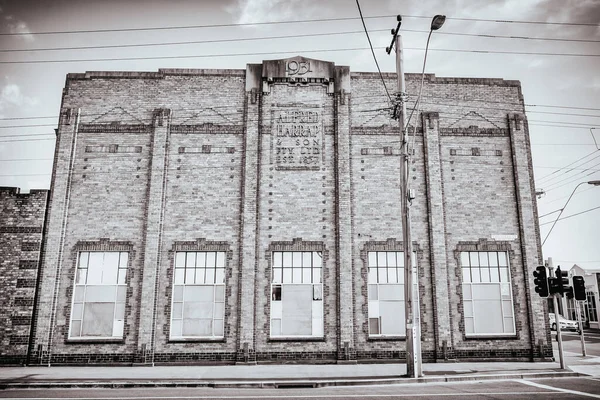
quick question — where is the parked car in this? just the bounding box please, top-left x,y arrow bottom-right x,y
549,313 -> 580,332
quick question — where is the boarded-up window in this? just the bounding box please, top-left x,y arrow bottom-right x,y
69,252 -> 128,339
170,252 -> 226,339
461,251 -> 515,336
368,251 -> 405,336
271,251 -> 323,337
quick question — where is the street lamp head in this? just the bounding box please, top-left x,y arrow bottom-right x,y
588,180 -> 600,186
431,15 -> 446,31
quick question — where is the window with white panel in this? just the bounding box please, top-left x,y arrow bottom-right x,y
170,251 -> 225,339
367,251 -> 405,336
461,251 -> 515,336
69,251 -> 128,339
270,251 -> 323,338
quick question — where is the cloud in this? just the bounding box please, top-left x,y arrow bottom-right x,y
0,83 -> 39,112
228,0 -> 321,24
1,9 -> 34,42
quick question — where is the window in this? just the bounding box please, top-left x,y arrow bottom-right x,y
69,251 -> 128,339
170,252 -> 225,339
461,251 -> 515,336
270,251 -> 323,337
367,251 -> 405,336
587,291 -> 598,322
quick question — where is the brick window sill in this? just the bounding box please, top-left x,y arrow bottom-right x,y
66,338 -> 125,344
168,338 -> 226,343
268,336 -> 325,342
368,336 -> 405,341
464,335 -> 518,340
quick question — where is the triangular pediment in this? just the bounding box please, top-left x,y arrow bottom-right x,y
262,56 -> 335,80
447,110 -> 501,129
175,108 -> 237,125
88,107 -> 145,125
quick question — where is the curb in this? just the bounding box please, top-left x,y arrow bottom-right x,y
0,371 -> 583,390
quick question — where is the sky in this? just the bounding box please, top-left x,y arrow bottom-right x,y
0,0 -> 598,271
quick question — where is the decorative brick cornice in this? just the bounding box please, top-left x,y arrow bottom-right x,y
0,226 -> 42,233
73,238 -> 134,252
172,238 -> 231,252
440,127 -> 508,136
455,239 -> 513,252
171,123 -> 243,135
79,124 -> 152,133
267,237 -> 326,252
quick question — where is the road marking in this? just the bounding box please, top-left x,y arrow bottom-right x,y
0,392 -> 555,400
517,379 -> 600,398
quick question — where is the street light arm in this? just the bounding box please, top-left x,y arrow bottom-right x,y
542,181 -> 586,246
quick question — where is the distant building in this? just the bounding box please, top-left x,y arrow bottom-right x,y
560,265 -> 600,329
2,56 -> 550,365
0,187 -> 48,364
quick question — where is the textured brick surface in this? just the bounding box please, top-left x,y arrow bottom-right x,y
0,187 -> 47,364
24,58 -> 549,365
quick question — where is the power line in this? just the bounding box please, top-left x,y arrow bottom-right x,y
1,46 -> 598,65
540,158 -> 600,188
544,170 -> 600,193
539,185 -> 596,205
0,15 -> 397,36
536,151 -> 600,183
355,0 -> 392,105
4,27 -> 597,54
539,206 -> 600,226
1,14 -> 596,37
1,29 -> 386,53
1,94 -> 599,123
527,104 -> 600,112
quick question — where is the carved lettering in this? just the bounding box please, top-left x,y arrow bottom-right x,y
286,61 -> 311,76
273,108 -> 323,170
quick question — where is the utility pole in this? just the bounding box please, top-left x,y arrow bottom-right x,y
387,15 -> 421,378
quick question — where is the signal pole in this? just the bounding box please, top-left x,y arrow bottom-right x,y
548,258 -> 566,369
386,16 -> 421,378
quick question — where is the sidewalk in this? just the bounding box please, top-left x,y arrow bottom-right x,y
1,352 -> 597,389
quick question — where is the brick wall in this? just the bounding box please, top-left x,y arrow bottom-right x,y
30,58 -> 549,365
0,187 -> 48,364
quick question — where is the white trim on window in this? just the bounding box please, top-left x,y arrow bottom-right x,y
170,251 -> 226,339
461,251 -> 515,336
270,251 -> 323,338
367,251 -> 406,337
69,251 -> 128,340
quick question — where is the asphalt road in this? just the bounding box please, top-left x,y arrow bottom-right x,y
1,377 -> 600,399
555,330 -> 600,357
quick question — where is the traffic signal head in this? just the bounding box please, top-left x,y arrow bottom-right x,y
557,266 -> 570,295
533,266 -> 549,297
565,286 -> 574,299
573,276 -> 586,301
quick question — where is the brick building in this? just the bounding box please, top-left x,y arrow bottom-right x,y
23,56 -> 550,365
0,187 -> 48,364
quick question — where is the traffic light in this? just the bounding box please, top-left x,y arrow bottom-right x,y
565,286 -> 574,299
532,266 -> 549,297
573,276 -> 586,301
556,266 -> 570,296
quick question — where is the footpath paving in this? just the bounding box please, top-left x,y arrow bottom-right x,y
2,330 -> 600,389
1,352 -> 597,389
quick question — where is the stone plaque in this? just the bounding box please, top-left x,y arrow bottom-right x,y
272,106 -> 323,170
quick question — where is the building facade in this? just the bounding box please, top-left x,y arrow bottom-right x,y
0,187 -> 48,364
23,56 -> 550,365
561,265 -> 600,329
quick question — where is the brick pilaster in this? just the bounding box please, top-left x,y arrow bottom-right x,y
236,65 -> 262,363
422,112 -> 453,359
136,108 -> 171,362
508,113 -> 550,359
333,66 -> 355,361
